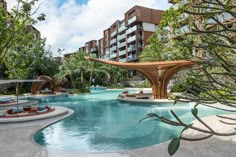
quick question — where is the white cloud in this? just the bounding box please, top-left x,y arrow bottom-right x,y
7,0 -> 171,56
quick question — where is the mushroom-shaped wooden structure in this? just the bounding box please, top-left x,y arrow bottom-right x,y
54,78 -> 69,92
85,57 -> 195,99
31,75 -> 55,94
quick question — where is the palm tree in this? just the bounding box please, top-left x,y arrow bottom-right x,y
73,52 -> 87,84
84,60 -> 110,89
107,65 -> 126,86
54,57 -> 79,88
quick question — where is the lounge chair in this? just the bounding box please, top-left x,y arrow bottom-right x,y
0,97 -> 15,104
136,96 -> 149,99
126,94 -> 136,97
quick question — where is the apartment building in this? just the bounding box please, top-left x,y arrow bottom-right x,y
103,28 -> 111,60
79,46 -> 85,52
109,21 -> 119,61
103,6 -> 163,62
74,5 -> 163,62
84,40 -> 98,55
123,6 -> 162,62
98,38 -> 104,57
26,25 -> 41,41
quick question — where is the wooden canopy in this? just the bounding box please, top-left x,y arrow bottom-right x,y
85,57 -> 195,99
31,75 -> 55,94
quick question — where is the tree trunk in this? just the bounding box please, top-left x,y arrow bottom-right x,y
81,71 -> 83,83
88,71 -> 93,89
70,73 -> 76,88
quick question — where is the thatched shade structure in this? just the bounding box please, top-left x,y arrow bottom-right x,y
85,57 -> 195,99
54,78 -> 69,92
31,75 -> 55,94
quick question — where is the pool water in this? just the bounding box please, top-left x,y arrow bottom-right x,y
33,90 -> 228,152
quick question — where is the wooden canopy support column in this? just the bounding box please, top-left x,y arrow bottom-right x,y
85,57 -> 195,99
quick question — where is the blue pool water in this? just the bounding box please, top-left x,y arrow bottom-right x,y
33,90 -> 228,152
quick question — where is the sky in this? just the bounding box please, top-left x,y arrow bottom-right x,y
7,0 -> 171,56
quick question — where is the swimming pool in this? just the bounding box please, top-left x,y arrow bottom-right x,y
33,90 -> 228,152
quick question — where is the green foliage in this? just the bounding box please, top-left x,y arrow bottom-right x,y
159,7 -> 180,29
199,88 -> 236,101
31,49 -> 61,77
55,52 -> 114,92
135,80 -> 151,88
139,28 -> 172,62
106,65 -> 126,87
55,56 -> 79,88
0,0 -> 46,79
68,89 -> 82,95
168,137 -> 180,156
107,84 -> 124,89
170,82 -> 187,92
191,108 -> 198,116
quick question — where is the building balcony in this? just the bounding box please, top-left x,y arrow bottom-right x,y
126,25 -> 142,35
110,38 -> 117,45
128,16 -> 136,25
110,46 -> 117,52
111,31 -> 117,37
105,49 -> 110,54
110,53 -> 117,58
90,47 -> 98,53
117,34 -> 126,41
173,25 -> 190,38
127,36 -> 136,43
138,44 -> 143,48
119,58 -> 127,62
119,50 -> 126,56
127,55 -> 137,61
118,26 -> 126,32
138,34 -> 142,40
126,25 -> 137,34
118,42 -> 126,49
104,54 -> 110,60
99,56 -> 104,59
127,45 -> 136,52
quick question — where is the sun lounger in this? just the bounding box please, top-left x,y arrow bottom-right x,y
126,94 -> 136,97
6,105 -> 52,114
0,97 -> 15,104
136,96 -> 149,99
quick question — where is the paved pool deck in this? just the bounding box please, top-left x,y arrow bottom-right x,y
0,104 -> 236,157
